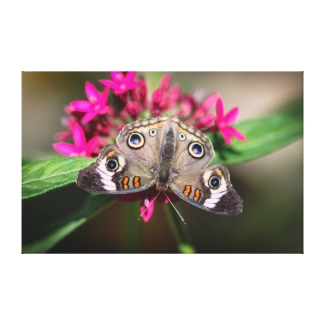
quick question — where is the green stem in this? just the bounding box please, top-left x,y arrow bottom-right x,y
164,203 -> 195,254
123,201 -> 142,253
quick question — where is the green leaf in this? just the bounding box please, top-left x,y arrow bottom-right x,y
22,157 -> 95,199
22,194 -> 115,253
208,97 -> 303,165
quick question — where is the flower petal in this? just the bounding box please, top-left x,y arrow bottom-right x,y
124,71 -> 137,83
86,136 -> 99,155
139,80 -> 147,101
201,93 -> 218,112
65,104 -> 77,114
98,105 -> 109,115
169,84 -> 181,103
226,127 -> 247,141
216,97 -> 225,120
195,113 -> 216,129
99,87 -> 109,105
53,143 -> 80,156
140,197 -> 155,222
55,130 -> 71,141
72,123 -> 87,148
160,74 -> 171,90
110,71 -> 124,83
219,128 -> 232,146
71,100 -> 92,112
81,110 -> 98,123
224,107 -> 240,124
99,79 -> 117,89
127,80 -> 142,90
152,88 -> 163,105
85,81 -> 100,102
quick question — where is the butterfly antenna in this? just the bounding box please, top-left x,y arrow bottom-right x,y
163,192 -> 186,225
139,191 -> 161,221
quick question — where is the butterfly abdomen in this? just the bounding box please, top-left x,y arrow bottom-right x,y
156,127 -> 175,191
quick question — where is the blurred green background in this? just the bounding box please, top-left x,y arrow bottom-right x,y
22,72 -> 303,253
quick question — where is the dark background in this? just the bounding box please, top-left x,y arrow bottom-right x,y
22,72 -> 303,253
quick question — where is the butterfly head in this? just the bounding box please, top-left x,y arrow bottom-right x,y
156,182 -> 169,192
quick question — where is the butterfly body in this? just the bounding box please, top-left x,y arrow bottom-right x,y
77,116 -> 243,216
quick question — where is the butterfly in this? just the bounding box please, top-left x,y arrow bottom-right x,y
76,116 -> 243,216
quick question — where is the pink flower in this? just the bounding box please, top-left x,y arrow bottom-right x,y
160,73 -> 172,90
194,96 -> 246,145
151,74 -> 181,115
53,122 -> 99,157
214,97 -> 247,145
195,113 -> 215,130
117,186 -> 179,222
131,77 -> 148,108
99,72 -> 142,95
70,82 -> 110,123
140,196 -> 155,222
54,116 -> 76,141
186,93 -> 218,124
124,101 -> 141,120
177,94 -> 197,117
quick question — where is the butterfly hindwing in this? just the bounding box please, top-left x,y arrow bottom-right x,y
170,164 -> 243,215
76,145 -> 155,194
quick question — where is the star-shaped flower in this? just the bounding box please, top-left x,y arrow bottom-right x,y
151,74 -> 180,115
99,72 -> 142,95
53,122 -> 99,157
70,82 -> 110,123
195,96 -> 247,145
214,97 -> 247,145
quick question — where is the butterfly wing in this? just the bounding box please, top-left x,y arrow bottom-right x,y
170,117 -> 215,173
116,116 -> 170,170
170,164 -> 243,215
116,116 -> 215,174
77,145 -> 155,194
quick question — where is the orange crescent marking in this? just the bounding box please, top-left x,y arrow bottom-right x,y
123,177 -> 129,189
215,168 -> 222,176
183,185 -> 191,197
108,151 -> 115,157
133,176 -> 141,188
131,121 -> 166,133
194,189 -> 201,202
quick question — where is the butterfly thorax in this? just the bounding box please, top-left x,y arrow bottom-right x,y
155,127 -> 175,192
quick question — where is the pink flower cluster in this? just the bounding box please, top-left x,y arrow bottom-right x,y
53,72 -> 246,221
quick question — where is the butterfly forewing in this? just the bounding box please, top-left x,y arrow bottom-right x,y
116,116 -> 170,169
170,117 -> 215,173
77,145 -> 155,194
